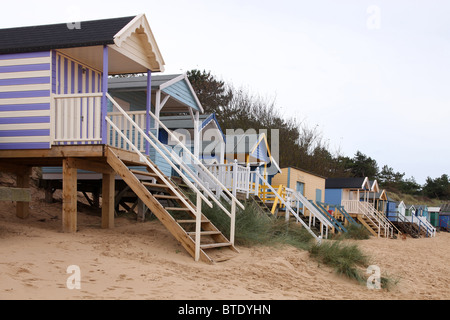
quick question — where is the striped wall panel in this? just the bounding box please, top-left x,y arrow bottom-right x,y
54,52 -> 102,95
52,51 -> 103,146
0,51 -> 51,150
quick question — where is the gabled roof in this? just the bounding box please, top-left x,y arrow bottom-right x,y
225,133 -> 270,158
281,167 -> 327,180
0,16 -> 135,53
109,73 -> 202,112
325,177 -> 370,189
0,14 -> 165,73
370,180 -> 380,192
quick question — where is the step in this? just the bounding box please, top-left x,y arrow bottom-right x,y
187,231 -> 222,236
142,182 -> 170,189
130,169 -> 158,177
165,207 -> 191,211
200,242 -> 232,249
153,194 -> 187,200
177,219 -> 210,224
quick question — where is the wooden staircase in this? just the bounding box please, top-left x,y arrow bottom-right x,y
106,147 -> 238,263
357,214 -> 388,237
249,194 -> 272,216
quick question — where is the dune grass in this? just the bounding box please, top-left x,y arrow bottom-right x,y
334,223 -> 371,240
187,194 -> 397,289
309,241 -> 369,282
200,199 -> 314,250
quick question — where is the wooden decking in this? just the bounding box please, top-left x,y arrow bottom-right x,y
0,145 -> 237,263
0,145 -> 135,229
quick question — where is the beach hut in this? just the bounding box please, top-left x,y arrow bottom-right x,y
398,201 -> 406,216
0,15 -> 242,263
41,73 -> 207,180
428,206 -> 440,227
271,167 -> 326,203
439,204 -> 450,231
415,205 -> 428,219
325,177 -> 371,211
405,204 -> 416,216
325,177 -> 395,237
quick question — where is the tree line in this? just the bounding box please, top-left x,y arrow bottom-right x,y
187,69 -> 449,200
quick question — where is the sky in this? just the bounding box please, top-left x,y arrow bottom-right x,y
1,0 -> 449,184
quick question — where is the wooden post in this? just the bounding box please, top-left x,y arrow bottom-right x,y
16,168 -> 31,219
101,173 -> 115,229
195,193 -> 202,262
145,69 -> 152,155
137,198 -> 146,222
62,158 -> 77,233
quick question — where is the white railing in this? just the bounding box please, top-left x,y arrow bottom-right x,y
107,111 -> 147,152
286,187 -> 334,239
53,93 -> 102,143
417,216 -> 436,237
203,162 -> 251,197
360,201 -> 394,238
342,200 -> 360,214
403,214 -> 436,237
106,93 -> 244,260
251,171 -> 320,241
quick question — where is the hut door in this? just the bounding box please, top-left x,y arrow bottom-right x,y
296,182 -> 305,211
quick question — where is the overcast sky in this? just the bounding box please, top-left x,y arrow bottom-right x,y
1,0 -> 449,184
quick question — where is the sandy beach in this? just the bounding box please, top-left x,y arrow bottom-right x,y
0,175 -> 449,300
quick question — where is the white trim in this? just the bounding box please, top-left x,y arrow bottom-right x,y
159,74 -> 185,90
371,179 -> 380,192
112,14 -> 165,72
361,177 -> 371,190
184,73 -> 204,113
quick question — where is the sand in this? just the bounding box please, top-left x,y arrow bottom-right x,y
0,173 -> 449,300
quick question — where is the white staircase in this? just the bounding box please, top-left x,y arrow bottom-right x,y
105,93 -> 245,262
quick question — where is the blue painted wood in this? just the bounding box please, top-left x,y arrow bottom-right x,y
0,77 -> 50,86
0,64 -> 50,73
0,116 -> 50,124
0,103 -> 50,111
0,90 -> 50,98
162,80 -> 200,111
0,142 -> 50,149
0,129 -> 50,137
325,188 -> 342,206
0,51 -> 50,60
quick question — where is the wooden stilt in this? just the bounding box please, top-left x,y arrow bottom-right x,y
101,173 -> 115,229
62,158 -> 77,233
16,168 -> 31,219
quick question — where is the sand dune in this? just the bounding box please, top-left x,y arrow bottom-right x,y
0,177 -> 449,300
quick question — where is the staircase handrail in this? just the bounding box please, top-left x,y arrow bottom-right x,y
333,204 -> 359,226
357,201 -> 384,236
106,94 -> 238,258
133,93 -> 245,212
285,188 -> 335,231
253,172 -> 319,240
310,201 -> 346,232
